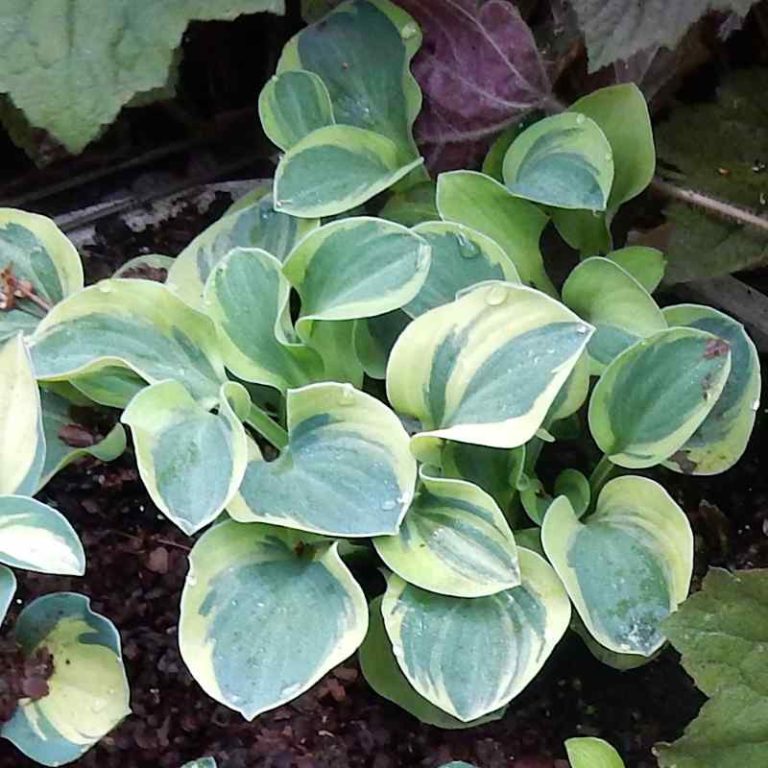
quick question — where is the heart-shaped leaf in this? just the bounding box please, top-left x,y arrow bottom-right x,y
381,548 -> 570,721
566,737 -> 625,768
588,327 -> 732,468
1,593 -> 130,766
229,382 -> 417,537
542,476 -> 693,656
387,282 -> 593,449
179,520 -> 368,719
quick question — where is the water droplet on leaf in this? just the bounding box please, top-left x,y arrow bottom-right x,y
485,285 -> 509,306
401,22 -> 418,39
575,114 -> 586,125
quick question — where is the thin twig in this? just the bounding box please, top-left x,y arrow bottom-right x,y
651,177 -> 768,235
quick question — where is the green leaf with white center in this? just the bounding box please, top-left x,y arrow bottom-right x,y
0,564 -> 16,625
0,495 -> 85,576
436,171 -> 553,294
588,327 -> 732,469
203,247 -> 323,392
381,548 -> 571,721
37,389 -> 126,489
277,0 -> 422,161
387,282 -> 593,450
404,222 -> 519,318
359,597 -> 505,729
502,113 -> 614,211
1,593 -> 130,766
30,279 -> 226,408
273,124 -> 424,219
228,382 -> 416,537
566,737 -> 625,768
606,246 -> 665,294
562,257 -> 666,370
166,194 -> 319,306
259,70 -> 334,151
662,305 -> 761,475
374,473 -> 520,598
0,334 -> 42,495
0,209 -> 83,342
122,381 -> 249,535
179,520 -> 368,719
353,310 -> 410,380
542,476 -> 693,656
379,181 -> 439,227
283,217 -> 431,336
113,253 -> 175,279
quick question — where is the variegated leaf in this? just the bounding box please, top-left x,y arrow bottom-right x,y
387,282 -> 593,449
68,366 -> 147,409
588,327 -> 732,468
122,381 -> 249,535
1,593 -> 130,766
179,520 -> 367,719
229,382 -> 416,537
0,564 -> 16,625
381,548 -> 570,721
542,476 -> 693,656
113,253 -> 175,279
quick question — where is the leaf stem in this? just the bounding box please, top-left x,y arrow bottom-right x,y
245,404 -> 289,451
588,455 -> 617,498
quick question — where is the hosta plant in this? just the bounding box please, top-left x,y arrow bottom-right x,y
0,0 -> 761,758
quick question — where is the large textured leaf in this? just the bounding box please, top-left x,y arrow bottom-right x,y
0,0 -> 285,152
436,171 -> 552,293
502,113 -> 614,211
203,248 -> 323,392
405,221 -> 519,317
542,476 -> 693,656
274,125 -> 423,218
0,209 -> 83,342
657,568 -> 768,768
395,0 -> 551,171
571,0 -> 758,71
562,257 -> 666,369
588,328 -> 732,468
1,593 -> 130,766
663,305 -> 760,475
30,279 -> 226,408
566,737 -> 625,768
167,193 -> 319,306
359,596 -> 505,729
179,520 -> 367,719
374,473 -> 520,598
0,496 -> 85,576
387,282 -> 593,450
277,0 -> 422,160
122,381 -> 249,535
382,548 -> 570,721
229,382 -> 416,537
0,564 -> 14,625
283,217 -> 431,335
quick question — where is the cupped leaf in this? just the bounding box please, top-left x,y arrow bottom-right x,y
179,520 -> 368,719
606,246 -> 665,294
203,247 -> 323,392
502,113 -> 614,211
566,737 -> 625,768
588,327 -> 732,468
274,125 -> 424,219
0,209 -> 83,342
30,279 -> 226,407
277,0 -> 422,160
379,181 -> 439,227
382,548 -> 570,721
68,366 -> 147,410
542,476 -> 693,656
374,472 -> 520,598
305,319 -> 364,386
0,496 -> 85,575
1,593 -> 130,766
283,217 -> 431,334
353,310 -> 410,380
167,194 -> 319,307
259,70 -> 334,151
387,282 -> 593,449
359,596 -> 505,729
554,469 -> 590,518
122,381 -> 249,535
562,257 -> 666,369
662,305 -> 761,475
548,353 -> 590,422
0,334 -> 42,495
436,171 -> 552,293
0,564 -> 16,625
405,221 -> 519,317
229,382 -> 416,537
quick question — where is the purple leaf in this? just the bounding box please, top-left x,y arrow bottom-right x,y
397,0 -> 551,171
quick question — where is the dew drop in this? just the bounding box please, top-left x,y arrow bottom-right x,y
751,397 -> 760,411
485,284 -> 509,306
401,21 -> 418,39
458,235 -> 480,259
604,151 -> 613,162
575,114 -> 586,125
97,281 -> 113,294
381,499 -> 397,511
415,246 -> 430,271
338,383 -> 356,405
576,324 -> 589,334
